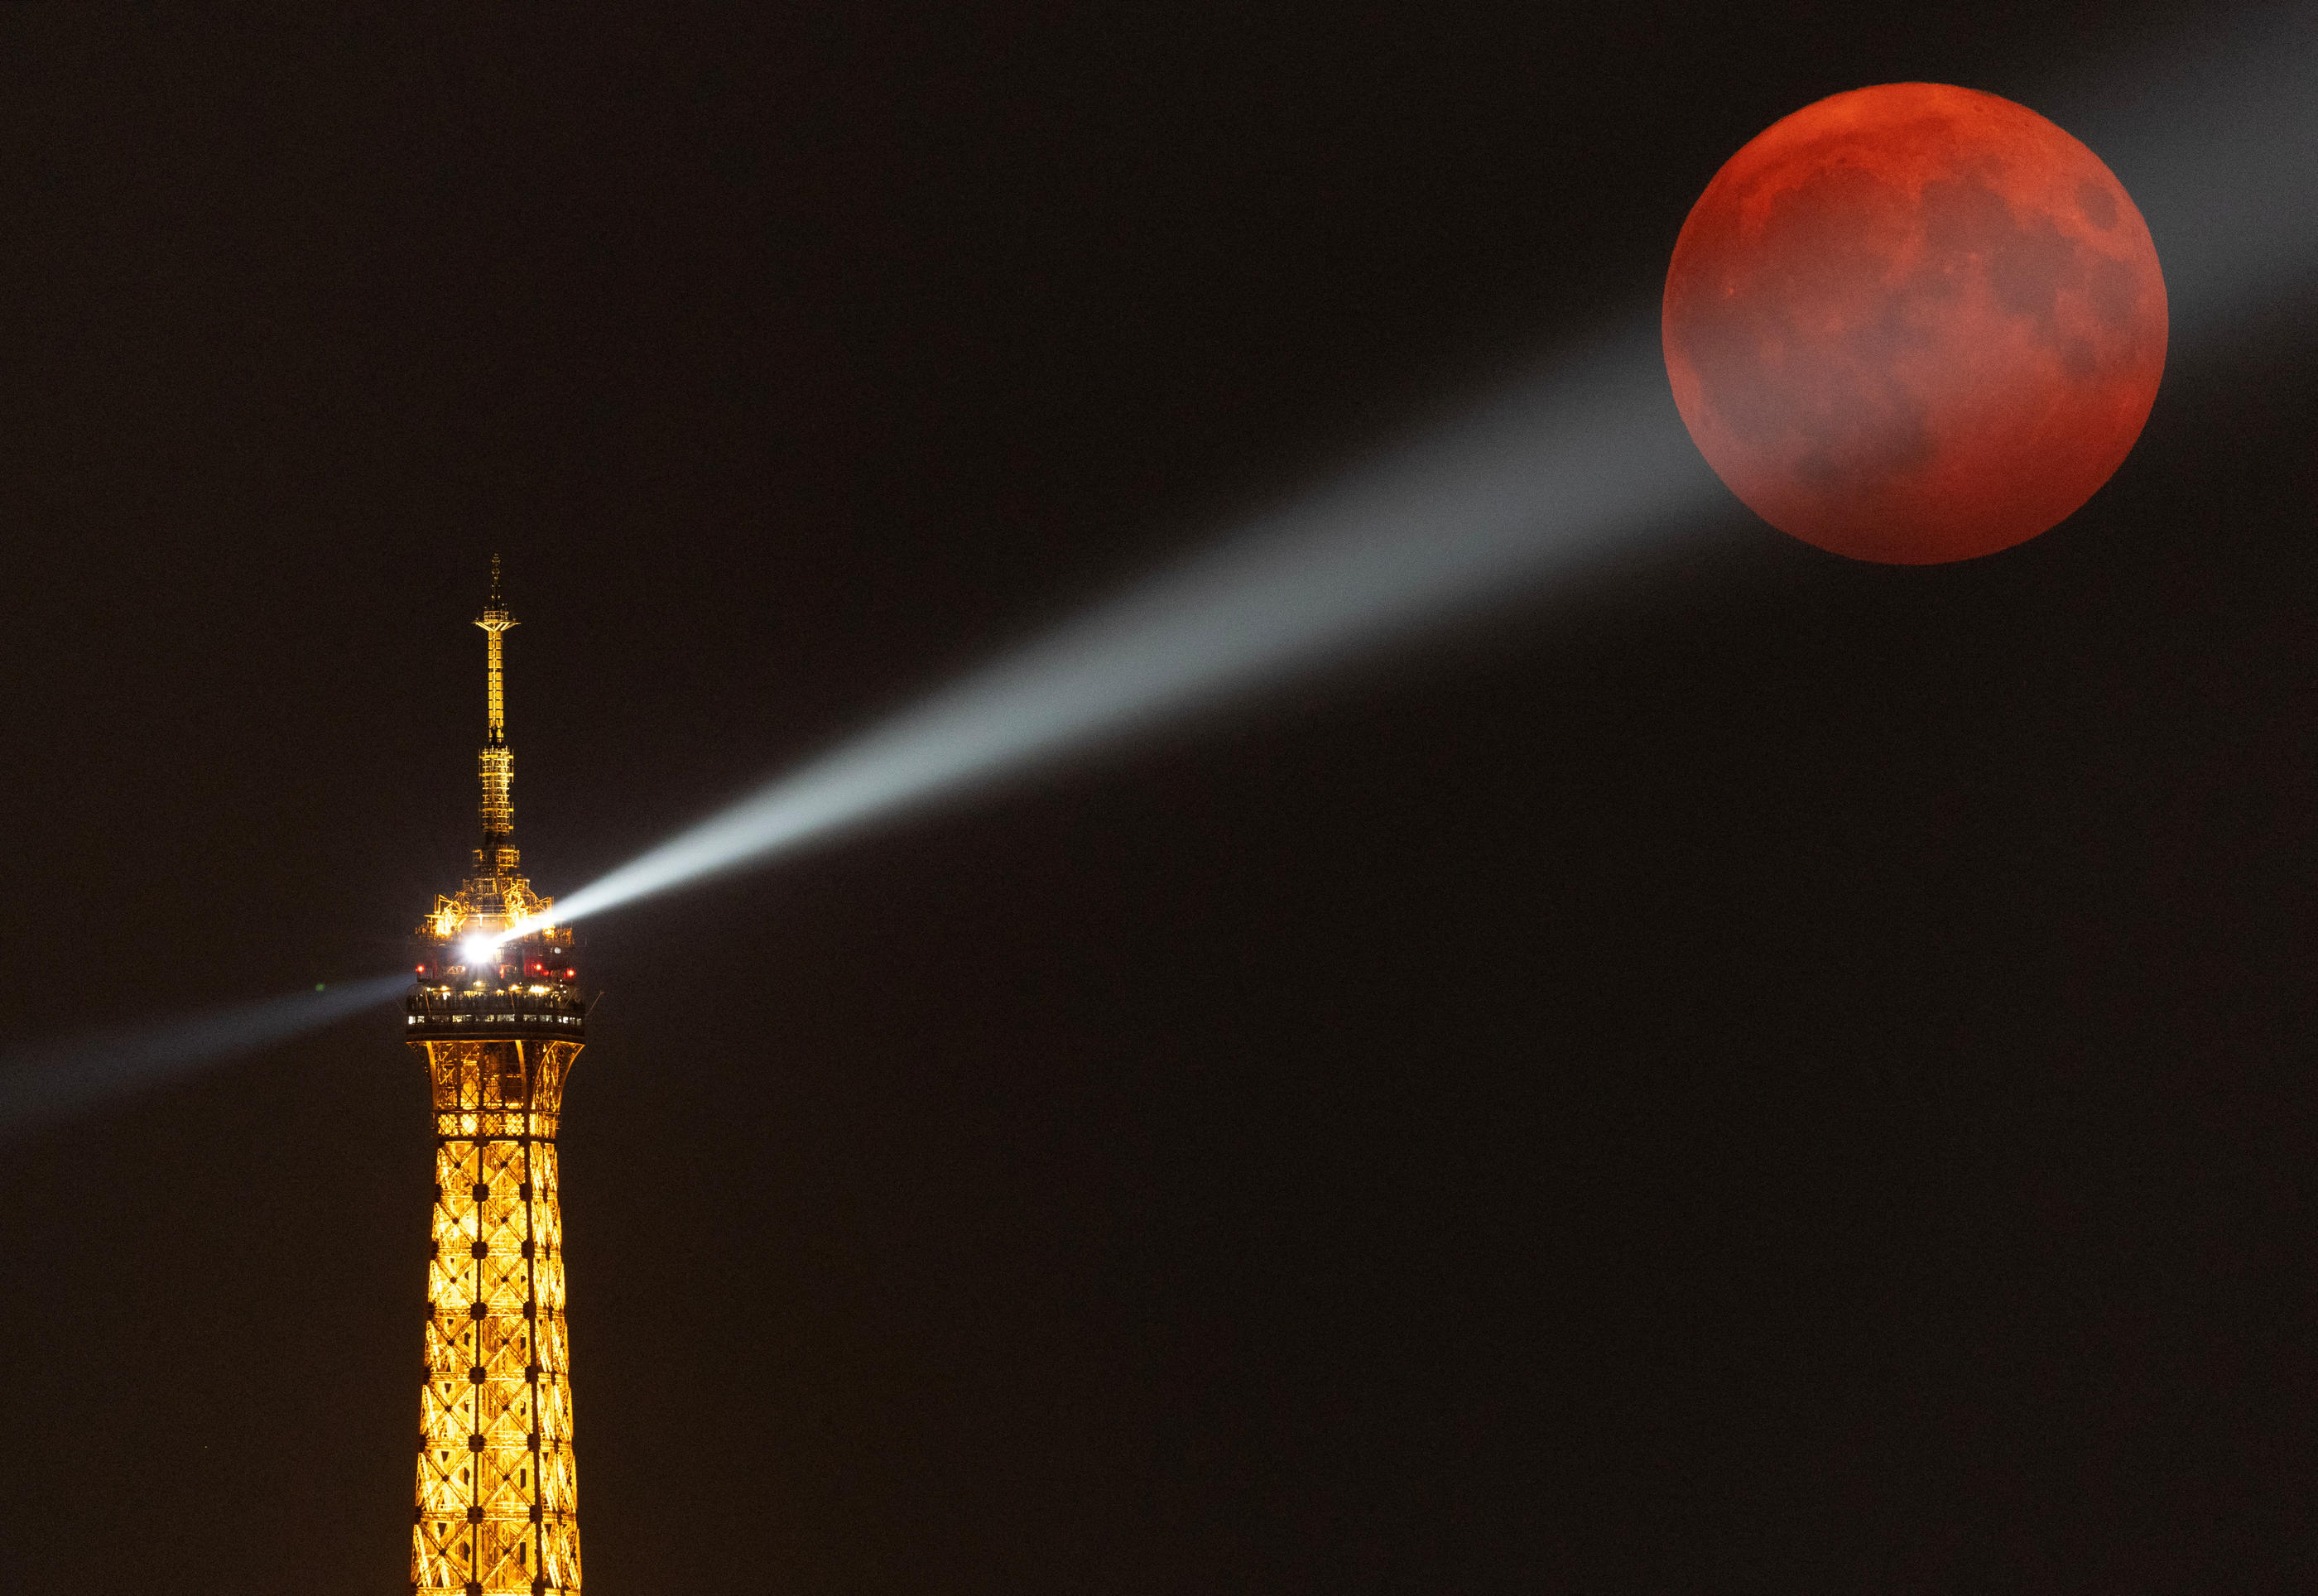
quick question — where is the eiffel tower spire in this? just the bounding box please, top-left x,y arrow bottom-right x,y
475,555 -> 520,875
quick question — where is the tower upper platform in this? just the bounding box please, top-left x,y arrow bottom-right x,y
407,557 -> 594,1043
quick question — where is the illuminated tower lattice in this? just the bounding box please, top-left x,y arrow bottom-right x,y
406,557 -> 594,1595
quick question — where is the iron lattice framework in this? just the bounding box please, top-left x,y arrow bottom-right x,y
407,559 -> 594,1595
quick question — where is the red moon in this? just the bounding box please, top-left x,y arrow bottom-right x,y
1662,83 -> 2167,564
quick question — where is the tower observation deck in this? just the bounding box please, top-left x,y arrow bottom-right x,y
406,557 -> 594,1595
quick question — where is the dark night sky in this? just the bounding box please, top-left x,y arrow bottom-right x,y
2,2 -> 2316,1590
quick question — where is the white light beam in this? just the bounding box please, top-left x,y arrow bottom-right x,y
0,973 -> 410,1139
528,321 -> 1711,935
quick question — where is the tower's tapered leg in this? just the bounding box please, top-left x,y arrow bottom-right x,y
411,1039 -> 584,1596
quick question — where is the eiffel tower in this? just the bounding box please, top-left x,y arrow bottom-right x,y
404,557 -> 593,1594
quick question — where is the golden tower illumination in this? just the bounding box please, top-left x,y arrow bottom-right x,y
406,557 -> 594,1595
